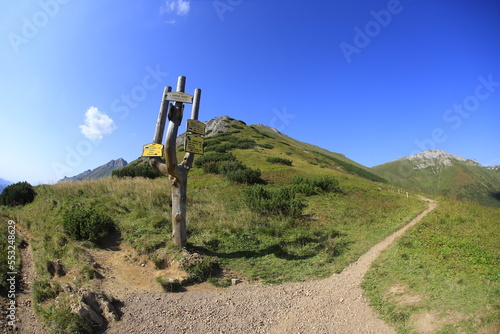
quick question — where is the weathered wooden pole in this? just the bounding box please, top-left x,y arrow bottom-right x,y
149,76 -> 201,247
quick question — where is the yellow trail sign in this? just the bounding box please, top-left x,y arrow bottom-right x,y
142,143 -> 164,157
187,119 -> 205,135
185,134 -> 204,155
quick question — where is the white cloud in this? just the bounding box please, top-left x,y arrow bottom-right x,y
160,0 -> 191,17
79,106 -> 116,140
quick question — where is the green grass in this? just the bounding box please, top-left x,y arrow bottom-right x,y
363,199 -> 500,333
1,116 -> 446,330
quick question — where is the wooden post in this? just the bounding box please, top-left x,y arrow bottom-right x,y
149,76 -> 201,247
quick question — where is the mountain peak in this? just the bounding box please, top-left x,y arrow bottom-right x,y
58,158 -> 128,183
400,150 -> 481,169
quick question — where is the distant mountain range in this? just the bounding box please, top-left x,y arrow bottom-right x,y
0,178 -> 13,193
58,158 -> 128,183
371,150 -> 500,208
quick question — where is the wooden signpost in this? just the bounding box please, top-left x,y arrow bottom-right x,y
146,76 -> 204,247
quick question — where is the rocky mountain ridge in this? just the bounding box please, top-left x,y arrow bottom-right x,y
371,150 -> 500,208
395,149 -> 481,169
58,158 -> 128,183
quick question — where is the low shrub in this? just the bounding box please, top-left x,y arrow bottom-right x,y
227,168 -> 262,184
112,163 -> 162,179
0,181 -> 36,206
244,185 -> 306,217
202,161 -> 220,174
257,143 -> 274,149
62,206 -> 114,244
194,152 -> 236,168
217,160 -> 246,174
266,156 -> 293,166
292,175 -> 340,195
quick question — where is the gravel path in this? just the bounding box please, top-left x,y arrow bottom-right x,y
106,197 -> 437,334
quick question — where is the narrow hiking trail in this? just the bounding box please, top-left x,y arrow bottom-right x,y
106,197 -> 437,334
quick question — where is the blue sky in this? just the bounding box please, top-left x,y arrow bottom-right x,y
1,0 -> 499,184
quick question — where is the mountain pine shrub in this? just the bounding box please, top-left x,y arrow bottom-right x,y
244,185 -> 305,217
0,181 -> 36,206
291,175 -> 340,195
266,156 -> 293,166
62,205 -> 114,244
226,167 -> 262,184
112,163 -> 162,179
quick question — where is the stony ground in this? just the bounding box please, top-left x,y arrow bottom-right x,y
8,197 -> 439,333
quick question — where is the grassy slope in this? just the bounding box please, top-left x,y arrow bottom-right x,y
372,159 -> 500,208
3,118 -> 423,285
363,199 -> 500,333
5,116 -> 498,332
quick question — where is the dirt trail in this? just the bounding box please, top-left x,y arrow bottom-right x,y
12,229 -> 46,334
10,197 -> 436,333
105,197 -> 437,334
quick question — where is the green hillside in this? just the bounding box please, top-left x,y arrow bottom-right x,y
2,117 -> 497,333
3,117 -> 423,286
372,150 -> 500,208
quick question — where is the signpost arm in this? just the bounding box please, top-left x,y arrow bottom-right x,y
181,88 -> 202,169
164,76 -> 186,177
153,86 -> 172,144
149,86 -> 172,176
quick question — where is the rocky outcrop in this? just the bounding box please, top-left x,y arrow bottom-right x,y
73,289 -> 120,328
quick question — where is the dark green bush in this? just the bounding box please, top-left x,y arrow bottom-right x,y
292,175 -> 340,195
0,181 -> 36,206
266,156 -> 293,166
257,143 -> 274,149
227,168 -> 262,184
244,185 -> 306,217
201,161 -> 221,174
217,160 -> 246,174
112,163 -> 162,179
62,206 -> 114,244
194,152 -> 236,168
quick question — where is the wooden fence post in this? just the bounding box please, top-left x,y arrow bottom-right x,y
149,76 -> 202,247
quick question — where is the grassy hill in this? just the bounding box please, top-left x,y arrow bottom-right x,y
371,150 -> 500,208
1,117 -> 498,333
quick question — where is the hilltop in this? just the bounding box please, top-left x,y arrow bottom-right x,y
371,149 -> 500,208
